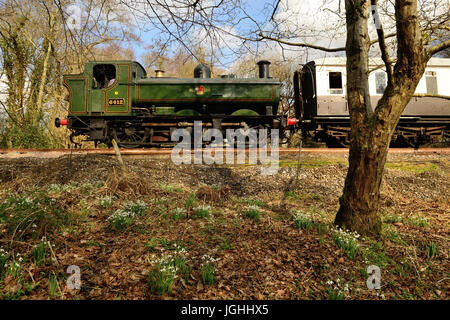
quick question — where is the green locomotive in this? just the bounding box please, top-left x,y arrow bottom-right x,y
56,60 -> 285,147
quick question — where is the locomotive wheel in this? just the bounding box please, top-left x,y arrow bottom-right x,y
111,127 -> 149,148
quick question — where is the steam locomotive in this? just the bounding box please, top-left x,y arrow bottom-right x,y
56,60 -> 285,148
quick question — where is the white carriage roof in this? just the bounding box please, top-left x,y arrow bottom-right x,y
313,56 -> 450,67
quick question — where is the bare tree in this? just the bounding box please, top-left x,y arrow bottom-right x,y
0,0 -> 137,148
333,0 -> 449,235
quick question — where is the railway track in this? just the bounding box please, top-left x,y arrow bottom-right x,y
0,148 -> 449,159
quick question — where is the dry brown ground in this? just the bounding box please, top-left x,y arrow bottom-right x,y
0,152 -> 448,300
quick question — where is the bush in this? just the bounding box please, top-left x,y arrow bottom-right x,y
9,124 -> 52,149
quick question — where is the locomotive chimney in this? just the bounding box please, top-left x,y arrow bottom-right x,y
194,64 -> 211,78
257,60 -> 271,78
155,69 -> 165,78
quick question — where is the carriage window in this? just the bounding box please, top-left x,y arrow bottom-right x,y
329,72 -> 343,94
93,64 -> 116,89
375,71 -> 387,94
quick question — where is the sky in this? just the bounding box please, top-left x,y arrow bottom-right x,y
124,0 -> 349,68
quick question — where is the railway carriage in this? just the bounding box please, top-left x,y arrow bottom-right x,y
294,57 -> 450,147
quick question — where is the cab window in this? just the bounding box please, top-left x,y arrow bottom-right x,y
93,64 -> 116,89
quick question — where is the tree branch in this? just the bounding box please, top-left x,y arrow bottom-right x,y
258,32 -> 345,52
370,0 -> 393,85
427,39 -> 450,57
412,93 -> 450,100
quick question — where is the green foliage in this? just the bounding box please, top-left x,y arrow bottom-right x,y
315,223 -> 329,235
325,279 -> 349,300
382,225 -> 408,245
200,255 -> 217,286
6,253 -> 23,280
158,184 -> 182,193
242,206 -> 260,221
385,162 -> 438,173
332,228 -> 360,260
393,260 -> 413,278
383,214 -> 428,227
363,243 -> 390,268
293,211 -> 313,230
147,252 -> 191,295
32,237 -> 49,266
326,287 -> 345,300
148,267 -> 175,295
108,209 -> 134,230
193,205 -> 211,219
218,237 -> 234,250
123,200 -> 148,216
406,216 -> 429,228
236,197 -> 266,208
284,190 -> 299,199
425,241 -> 439,259
8,124 -> 52,149
172,255 -> 192,281
107,200 -> 148,230
171,208 -> 186,221
152,197 -> 168,205
201,263 -> 215,286
158,237 -> 171,249
48,273 -> 59,298
98,196 -> 115,208
145,237 -> 158,251
310,193 -> 322,201
185,193 -> 197,210
0,193 -> 66,240
383,214 -> 402,224
0,247 -> 10,278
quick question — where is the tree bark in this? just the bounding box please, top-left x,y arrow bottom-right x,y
334,0 -> 426,236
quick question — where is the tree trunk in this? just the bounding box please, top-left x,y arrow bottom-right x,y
334,0 -> 426,236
